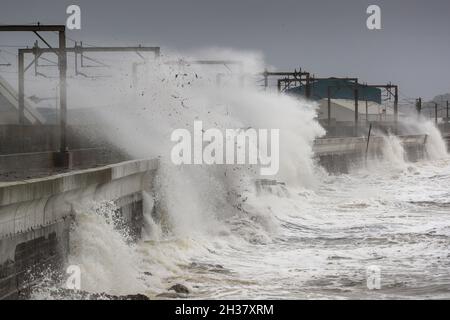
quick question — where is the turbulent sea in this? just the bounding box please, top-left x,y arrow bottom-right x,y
33,156 -> 450,300
30,51 -> 450,300
148,158 -> 450,300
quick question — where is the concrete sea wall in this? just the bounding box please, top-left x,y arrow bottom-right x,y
313,135 -> 427,173
0,159 -> 158,299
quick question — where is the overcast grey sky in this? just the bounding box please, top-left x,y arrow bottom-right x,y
1,0 -> 449,100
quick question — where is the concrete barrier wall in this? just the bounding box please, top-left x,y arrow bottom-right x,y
313,135 -> 427,173
0,148 -> 129,182
0,125 -> 116,155
0,125 -> 57,154
313,135 -> 426,156
0,159 -> 158,299
438,123 -> 450,136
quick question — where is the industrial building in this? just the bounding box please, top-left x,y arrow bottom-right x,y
315,98 -> 396,123
286,78 -> 395,123
288,78 -> 382,103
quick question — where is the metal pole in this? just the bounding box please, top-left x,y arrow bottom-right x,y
327,86 -> 331,127
435,102 -> 438,124
447,100 -> 449,122
33,41 -> 39,77
417,97 -> 422,116
305,73 -> 311,99
354,87 -> 359,136
365,122 -> 372,162
58,30 -> 67,153
263,70 -> 268,90
18,51 -> 25,124
366,99 -> 368,124
394,86 -> 398,133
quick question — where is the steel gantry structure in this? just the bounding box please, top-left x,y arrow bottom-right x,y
320,78 -> 359,128
261,69 -> 312,98
362,83 -> 399,132
272,73 -> 400,136
0,24 -> 161,164
276,74 -> 360,134
0,24 -> 68,155
17,42 -> 160,120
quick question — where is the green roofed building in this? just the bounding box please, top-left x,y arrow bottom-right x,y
286,78 -> 382,104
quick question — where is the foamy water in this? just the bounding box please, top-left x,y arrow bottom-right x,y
32,50 -> 450,300
178,158 -> 450,299
52,155 -> 449,300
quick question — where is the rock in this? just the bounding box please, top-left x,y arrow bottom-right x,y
89,293 -> 149,300
168,284 -> 190,294
188,262 -> 230,274
156,292 -> 185,299
119,294 -> 149,300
